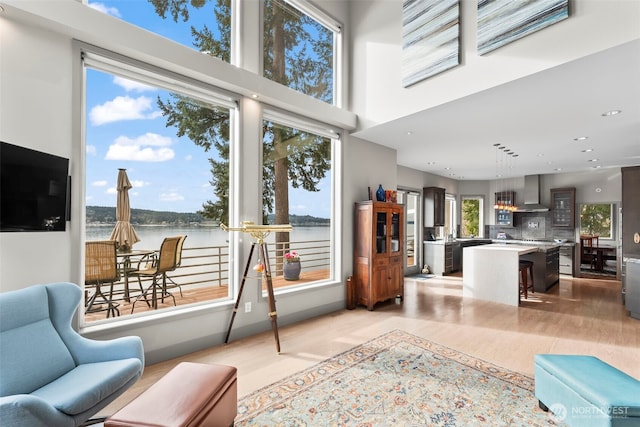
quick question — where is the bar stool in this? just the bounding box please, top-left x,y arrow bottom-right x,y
519,260 -> 534,300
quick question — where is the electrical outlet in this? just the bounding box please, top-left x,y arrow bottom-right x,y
245,302 -> 251,313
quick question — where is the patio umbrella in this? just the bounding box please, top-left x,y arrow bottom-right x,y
109,168 -> 140,252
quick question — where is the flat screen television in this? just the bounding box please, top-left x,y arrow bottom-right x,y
1,141 -> 70,232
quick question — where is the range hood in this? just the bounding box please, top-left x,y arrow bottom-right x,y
515,175 -> 549,212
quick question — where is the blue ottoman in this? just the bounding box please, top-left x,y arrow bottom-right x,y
534,354 -> 640,427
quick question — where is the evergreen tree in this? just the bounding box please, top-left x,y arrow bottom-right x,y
149,0 -> 333,241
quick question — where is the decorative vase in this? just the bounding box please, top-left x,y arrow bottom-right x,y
283,261 -> 301,280
376,184 -> 385,202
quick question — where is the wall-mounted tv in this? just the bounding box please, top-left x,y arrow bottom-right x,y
1,141 -> 70,232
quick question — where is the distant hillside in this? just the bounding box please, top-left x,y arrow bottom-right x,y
86,206 -> 205,225
86,206 -> 329,226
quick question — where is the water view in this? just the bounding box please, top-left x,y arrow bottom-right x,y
86,224 -> 331,251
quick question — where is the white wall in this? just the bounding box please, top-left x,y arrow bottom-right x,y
349,0 -> 640,131
0,0 -> 351,364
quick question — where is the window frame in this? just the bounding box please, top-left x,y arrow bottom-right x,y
460,195 -> 484,238
80,44 -> 239,327
260,107 -> 340,295
579,203 -> 614,240
261,0 -> 343,107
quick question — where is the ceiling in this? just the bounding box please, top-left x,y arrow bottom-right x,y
352,40 -> 640,181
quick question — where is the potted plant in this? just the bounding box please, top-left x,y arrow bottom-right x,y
283,251 -> 301,280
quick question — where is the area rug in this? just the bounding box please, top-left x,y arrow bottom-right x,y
236,329 -> 561,426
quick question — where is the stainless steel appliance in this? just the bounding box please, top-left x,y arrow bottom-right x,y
623,257 -> 640,319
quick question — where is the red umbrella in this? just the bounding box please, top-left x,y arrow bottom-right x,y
109,169 -> 140,252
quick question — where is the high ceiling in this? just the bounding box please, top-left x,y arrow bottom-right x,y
352,40 -> 640,181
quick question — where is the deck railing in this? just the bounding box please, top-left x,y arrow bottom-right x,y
85,239 -> 331,322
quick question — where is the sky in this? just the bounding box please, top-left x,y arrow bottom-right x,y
85,1 -> 332,218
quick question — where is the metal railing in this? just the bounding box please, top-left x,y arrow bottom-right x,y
85,239 -> 331,320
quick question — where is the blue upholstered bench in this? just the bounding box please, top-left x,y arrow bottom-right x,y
534,354 -> 640,427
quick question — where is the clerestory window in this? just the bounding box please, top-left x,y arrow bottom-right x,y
86,0 -> 233,63
263,0 -> 341,106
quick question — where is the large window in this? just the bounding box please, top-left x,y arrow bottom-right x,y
263,0 -> 340,105
87,0 -> 232,63
580,203 -> 613,239
261,114 -> 335,290
83,51 -> 235,325
461,196 -> 484,237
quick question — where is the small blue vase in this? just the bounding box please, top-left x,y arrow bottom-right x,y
376,185 -> 386,202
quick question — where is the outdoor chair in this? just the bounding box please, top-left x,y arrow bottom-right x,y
85,240 -> 120,318
129,236 -> 181,312
164,235 -> 187,298
0,282 -> 144,427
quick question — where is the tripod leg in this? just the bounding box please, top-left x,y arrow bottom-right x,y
225,243 -> 256,344
260,243 -> 281,353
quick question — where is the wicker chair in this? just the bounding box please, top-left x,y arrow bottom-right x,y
85,240 -> 120,318
129,236 -> 181,312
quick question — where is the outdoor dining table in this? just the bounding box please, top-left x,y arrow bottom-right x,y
117,249 -> 155,301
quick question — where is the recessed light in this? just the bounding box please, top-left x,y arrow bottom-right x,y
601,110 -> 622,116
537,153 -> 545,157
592,165 -> 602,169
554,168 -> 562,171
588,159 -> 599,162
426,161 -> 436,165
573,136 -> 589,141
251,93 -> 259,99
581,148 -> 594,153
406,131 -> 413,136
444,167 -> 451,170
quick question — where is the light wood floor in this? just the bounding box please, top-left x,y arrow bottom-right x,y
99,274 -> 639,416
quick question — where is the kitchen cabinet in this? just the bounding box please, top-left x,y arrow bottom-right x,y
495,191 -> 515,227
424,187 -> 445,227
559,245 -> 575,276
622,166 -> 640,257
521,247 -> 560,292
354,201 -> 404,310
550,187 -> 576,228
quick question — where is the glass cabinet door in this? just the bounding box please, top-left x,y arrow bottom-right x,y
376,211 -> 387,253
391,211 -> 400,254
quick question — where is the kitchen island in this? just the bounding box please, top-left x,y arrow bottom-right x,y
462,243 -> 540,306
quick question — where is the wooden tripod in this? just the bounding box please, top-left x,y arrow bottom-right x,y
221,222 -> 291,353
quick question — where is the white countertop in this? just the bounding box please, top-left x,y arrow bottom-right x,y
468,243 -> 538,254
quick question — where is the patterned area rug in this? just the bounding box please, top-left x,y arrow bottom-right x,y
236,329 -> 561,426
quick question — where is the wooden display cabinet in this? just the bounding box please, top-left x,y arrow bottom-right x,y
550,187 -> 576,228
354,201 -> 404,310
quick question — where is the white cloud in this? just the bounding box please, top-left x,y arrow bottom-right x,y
160,192 -> 185,202
105,133 -> 175,162
107,187 -> 117,195
130,180 -> 148,188
87,2 -> 121,17
86,145 -> 97,156
92,180 -> 108,187
90,95 -> 158,126
185,154 -> 193,161
113,76 -> 156,93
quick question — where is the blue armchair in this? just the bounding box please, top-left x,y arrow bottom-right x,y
0,282 -> 144,427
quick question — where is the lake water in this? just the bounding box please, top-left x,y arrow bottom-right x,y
86,224 -> 330,252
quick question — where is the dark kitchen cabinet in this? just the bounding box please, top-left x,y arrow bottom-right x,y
551,187 -> 575,228
424,187 -> 445,227
495,191 -> 515,227
622,166 -> 640,257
